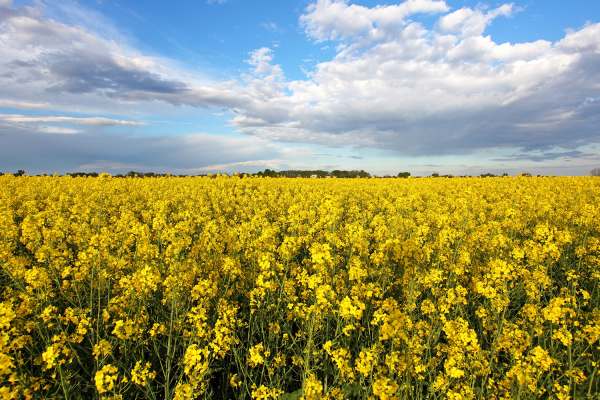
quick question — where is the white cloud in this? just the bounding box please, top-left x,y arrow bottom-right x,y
229,2 -> 600,159
0,114 -> 144,126
300,0 -> 448,41
0,2 -> 243,112
0,99 -> 50,109
437,4 -> 514,37
558,23 -> 600,53
301,0 -> 449,41
247,48 -> 278,75
36,126 -> 80,134
243,48 -> 286,101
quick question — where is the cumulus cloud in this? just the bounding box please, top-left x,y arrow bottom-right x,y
247,48 -> 281,76
437,4 -> 514,37
231,2 -> 600,159
301,0 -> 449,41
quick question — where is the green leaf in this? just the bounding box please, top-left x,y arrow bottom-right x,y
279,388 -> 303,400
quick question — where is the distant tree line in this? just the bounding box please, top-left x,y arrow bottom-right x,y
0,170 -> 198,178
252,169 -> 372,178
1,169 -> 373,178
4,168 -> 599,177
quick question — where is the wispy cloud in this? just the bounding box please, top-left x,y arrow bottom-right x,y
36,126 -> 80,135
261,21 -> 281,33
195,159 -> 286,172
0,114 -> 144,126
0,100 -> 50,109
493,151 -> 598,162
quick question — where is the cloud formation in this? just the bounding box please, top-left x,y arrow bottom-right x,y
300,0 -> 449,41
0,100 -> 50,109
1,0 -> 599,173
233,1 -> 600,159
0,2 -> 243,111
437,4 -> 514,37
0,126 -> 287,174
0,113 -> 144,136
0,114 -> 143,126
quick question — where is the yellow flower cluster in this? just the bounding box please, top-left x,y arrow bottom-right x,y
0,175 -> 598,399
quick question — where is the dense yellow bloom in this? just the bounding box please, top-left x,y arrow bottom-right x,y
41,343 -> 68,370
355,347 -> 378,377
0,304 -> 16,379
23,267 -> 50,290
95,364 -> 118,394
530,346 -> 554,371
543,297 -> 574,324
323,341 -> 355,380
372,298 -> 412,343
210,301 -> 239,358
301,373 -> 323,400
338,296 -> 366,320
251,384 -> 284,400
505,346 -> 554,395
0,175 -> 598,398
40,305 -> 57,325
581,317 -> 600,344
130,361 -> 155,386
173,383 -> 194,400
0,352 -> 14,378
348,257 -> 367,282
92,340 -> 112,360
183,345 -> 210,380
248,343 -> 270,368
372,376 -> 399,400
112,319 -> 141,340
119,265 -> 161,296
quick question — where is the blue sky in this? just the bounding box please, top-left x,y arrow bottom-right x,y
1,0 -> 599,175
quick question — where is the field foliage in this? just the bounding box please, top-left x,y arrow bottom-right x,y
0,176 -> 599,399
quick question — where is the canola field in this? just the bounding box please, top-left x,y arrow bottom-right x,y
0,175 -> 599,400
